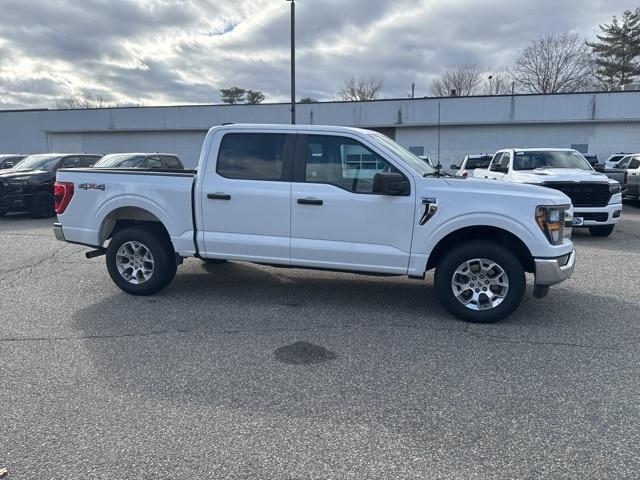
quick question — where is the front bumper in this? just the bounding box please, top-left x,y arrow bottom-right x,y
53,222 -> 65,242
573,203 -> 622,227
534,250 -> 576,286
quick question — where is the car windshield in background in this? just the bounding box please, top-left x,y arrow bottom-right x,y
94,154 -> 147,168
13,154 -> 62,171
368,132 -> 435,175
512,151 -> 592,171
465,157 -> 492,169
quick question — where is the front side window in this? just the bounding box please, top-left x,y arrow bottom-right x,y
217,133 -> 286,180
489,153 -> 505,171
629,158 -> 640,169
617,156 -> 632,169
304,135 -> 399,194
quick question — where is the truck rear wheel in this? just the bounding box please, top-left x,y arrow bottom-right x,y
434,241 -> 526,323
106,225 -> 177,295
588,224 -> 615,237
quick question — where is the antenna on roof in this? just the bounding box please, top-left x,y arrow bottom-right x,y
435,101 -> 442,177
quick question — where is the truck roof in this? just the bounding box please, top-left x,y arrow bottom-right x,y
210,123 -> 376,135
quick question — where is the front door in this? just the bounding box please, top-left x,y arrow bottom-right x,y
199,131 -> 295,264
290,133 -> 415,274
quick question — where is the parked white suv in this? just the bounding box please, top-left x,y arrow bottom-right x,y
53,125 -> 576,323
474,148 -> 623,237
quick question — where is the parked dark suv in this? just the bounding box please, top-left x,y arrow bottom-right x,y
93,153 -> 184,170
0,154 -> 26,170
0,153 -> 101,218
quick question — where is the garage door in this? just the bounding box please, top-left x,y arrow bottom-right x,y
48,130 -> 208,168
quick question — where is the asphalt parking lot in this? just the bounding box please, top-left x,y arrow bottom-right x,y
1,204 -> 639,480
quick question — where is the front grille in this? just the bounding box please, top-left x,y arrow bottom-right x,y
580,212 -> 608,222
542,182 -> 610,207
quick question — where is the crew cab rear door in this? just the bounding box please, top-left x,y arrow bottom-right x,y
290,132 -> 415,274
198,130 -> 295,264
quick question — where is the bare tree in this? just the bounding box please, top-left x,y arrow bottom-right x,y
430,64 -> 483,97
484,71 -> 512,95
511,33 -> 594,94
337,76 -> 384,101
55,94 -> 109,109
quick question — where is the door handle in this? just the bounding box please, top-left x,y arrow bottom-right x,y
297,198 -> 323,206
207,193 -> 231,200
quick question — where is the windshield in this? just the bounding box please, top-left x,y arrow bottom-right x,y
13,154 -> 62,171
512,150 -> 592,171
94,154 -> 147,168
368,132 -> 435,175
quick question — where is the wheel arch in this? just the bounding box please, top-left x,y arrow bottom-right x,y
98,206 -> 171,246
426,225 -> 535,274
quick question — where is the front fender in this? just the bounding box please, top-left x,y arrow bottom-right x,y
408,212 -> 541,277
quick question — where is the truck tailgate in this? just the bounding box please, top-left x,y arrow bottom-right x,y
55,168 -> 196,254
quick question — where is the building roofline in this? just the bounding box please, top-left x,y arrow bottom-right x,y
1,89 -> 638,113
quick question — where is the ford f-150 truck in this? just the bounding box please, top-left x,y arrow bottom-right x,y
53,124 -> 576,323
474,148 -> 623,237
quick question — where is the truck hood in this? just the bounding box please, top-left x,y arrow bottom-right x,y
442,177 -> 570,205
510,168 -> 614,184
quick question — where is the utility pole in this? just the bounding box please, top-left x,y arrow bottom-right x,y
411,82 -> 415,99
287,0 -> 296,124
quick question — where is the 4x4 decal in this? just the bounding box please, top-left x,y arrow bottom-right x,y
78,183 -> 105,191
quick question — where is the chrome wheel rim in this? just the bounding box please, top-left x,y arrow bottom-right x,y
451,258 -> 509,311
116,241 -> 155,284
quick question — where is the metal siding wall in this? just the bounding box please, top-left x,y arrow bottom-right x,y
395,123 -> 633,169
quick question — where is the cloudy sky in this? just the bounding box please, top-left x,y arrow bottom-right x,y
0,0 -> 637,109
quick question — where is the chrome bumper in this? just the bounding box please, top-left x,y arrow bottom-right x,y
534,250 -> 576,286
53,222 -> 65,242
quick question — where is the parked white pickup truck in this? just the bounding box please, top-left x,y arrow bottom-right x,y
474,148 -> 623,237
53,124 -> 576,323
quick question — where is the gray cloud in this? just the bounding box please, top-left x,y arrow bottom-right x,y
0,0 -> 637,109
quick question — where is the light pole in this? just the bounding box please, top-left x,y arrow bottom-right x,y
287,0 -> 296,124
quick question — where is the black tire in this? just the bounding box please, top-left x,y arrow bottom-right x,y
106,225 -> 177,295
588,224 -> 615,237
29,191 -> 55,218
434,241 -> 526,323
201,258 -> 228,264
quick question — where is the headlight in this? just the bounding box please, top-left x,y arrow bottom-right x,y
609,183 -> 622,195
536,205 -> 570,245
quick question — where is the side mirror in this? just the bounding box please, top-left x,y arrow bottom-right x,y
450,164 -> 459,170
495,165 -> 509,174
593,164 -> 605,173
373,172 -> 410,195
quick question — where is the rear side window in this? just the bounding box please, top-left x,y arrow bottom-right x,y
630,159 -> 640,169
162,156 -> 182,169
217,133 -> 286,180
61,156 -> 81,168
80,156 -> 99,167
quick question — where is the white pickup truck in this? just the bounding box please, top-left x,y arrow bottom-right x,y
474,148 -> 623,237
53,124 -> 576,323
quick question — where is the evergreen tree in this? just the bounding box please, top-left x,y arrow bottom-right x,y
220,87 -> 246,104
588,9 -> 640,89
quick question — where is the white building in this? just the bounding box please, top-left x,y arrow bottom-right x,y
1,91 -> 639,169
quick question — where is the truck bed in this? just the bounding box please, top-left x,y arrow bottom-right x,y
55,167 -> 198,255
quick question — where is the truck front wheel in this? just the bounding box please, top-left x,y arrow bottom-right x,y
106,225 -> 177,295
434,241 -> 526,323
